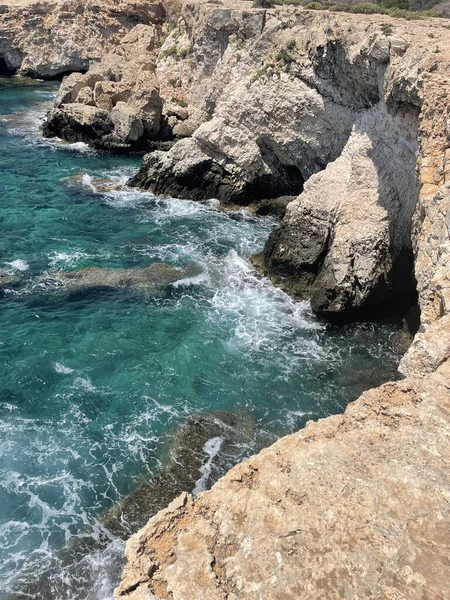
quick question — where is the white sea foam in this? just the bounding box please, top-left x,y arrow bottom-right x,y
171,270 -> 211,289
54,362 -> 75,374
5,258 -> 30,272
193,436 -> 224,495
81,173 -> 96,192
73,376 -> 97,393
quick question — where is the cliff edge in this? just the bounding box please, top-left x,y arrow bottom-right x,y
110,6 -> 450,600
1,1 -> 450,597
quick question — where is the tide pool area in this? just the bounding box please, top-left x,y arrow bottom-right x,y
0,77 -> 401,600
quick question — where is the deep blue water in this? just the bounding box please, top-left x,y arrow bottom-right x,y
0,77 -> 401,599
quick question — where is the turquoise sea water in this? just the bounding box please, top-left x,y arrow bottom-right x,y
0,78 -> 402,599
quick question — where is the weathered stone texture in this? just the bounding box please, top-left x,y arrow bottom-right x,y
116,361 -> 450,600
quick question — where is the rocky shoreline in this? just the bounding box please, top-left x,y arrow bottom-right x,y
1,0 -> 450,598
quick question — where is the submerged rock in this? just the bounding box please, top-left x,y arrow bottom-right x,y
100,410 -> 255,538
38,263 -> 191,297
0,268 -> 23,296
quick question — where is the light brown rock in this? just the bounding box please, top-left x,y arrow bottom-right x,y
0,0 -> 165,78
111,8 -> 450,600
116,360 -> 450,600
43,23 -> 163,148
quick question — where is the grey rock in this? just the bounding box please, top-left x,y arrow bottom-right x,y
38,263 -> 193,297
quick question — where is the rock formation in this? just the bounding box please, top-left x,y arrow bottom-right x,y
109,7 -> 450,600
43,24 -> 164,149
2,1 -> 450,598
46,4 -> 427,316
0,0 -> 165,78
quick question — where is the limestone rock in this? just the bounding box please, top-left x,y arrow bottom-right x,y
264,107 -> 419,314
399,313 -> 450,377
0,0 -> 165,78
43,24 -> 163,149
115,360 -> 450,600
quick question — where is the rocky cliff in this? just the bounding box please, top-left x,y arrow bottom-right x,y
0,0 -> 165,78
41,2 -> 450,316
108,7 -> 450,600
2,1 -> 450,598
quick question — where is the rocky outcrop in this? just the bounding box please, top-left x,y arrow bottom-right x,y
111,8 -> 450,600
264,106 -> 419,314
43,24 -> 164,149
37,1 -> 450,317
0,0 -> 165,78
124,7 -> 428,316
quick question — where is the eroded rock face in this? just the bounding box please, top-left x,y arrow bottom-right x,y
111,8 -> 450,600
43,25 -> 163,149
264,106 -> 419,314
122,6 -> 426,315
0,0 -> 165,78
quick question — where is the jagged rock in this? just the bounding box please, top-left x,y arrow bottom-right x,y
128,137 -> 255,203
43,24 -> 163,149
264,107 -> 419,315
399,313 -> 450,377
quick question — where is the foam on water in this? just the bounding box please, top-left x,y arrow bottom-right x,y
0,77 -> 402,600
193,436 -> 224,495
5,258 -> 30,271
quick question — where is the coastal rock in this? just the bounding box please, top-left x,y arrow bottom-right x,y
110,8 -> 450,600
43,25 -> 163,149
100,411 -> 255,539
116,360 -> 450,600
0,0 -> 165,78
264,107 -> 419,314
38,263 -> 191,296
121,6 -> 425,315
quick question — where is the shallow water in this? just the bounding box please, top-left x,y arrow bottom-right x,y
0,77 -> 401,599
